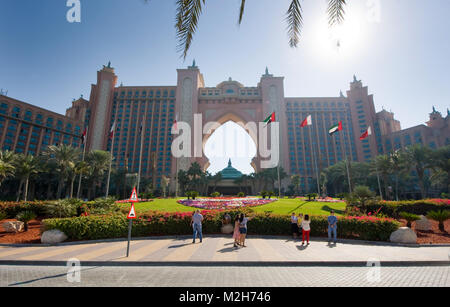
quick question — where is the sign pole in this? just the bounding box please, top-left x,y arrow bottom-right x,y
126,218 -> 132,257
126,187 -> 138,257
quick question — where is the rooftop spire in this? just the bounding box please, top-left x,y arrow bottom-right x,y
228,158 -> 232,167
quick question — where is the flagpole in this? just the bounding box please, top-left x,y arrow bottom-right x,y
137,119 -> 145,196
308,124 -> 320,195
76,127 -> 88,199
339,134 -> 352,194
105,124 -> 115,198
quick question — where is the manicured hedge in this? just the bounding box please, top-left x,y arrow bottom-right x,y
43,210 -> 400,242
0,197 -> 118,219
365,199 -> 450,217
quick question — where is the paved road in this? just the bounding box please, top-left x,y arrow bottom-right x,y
1,265 -> 449,287
1,236 -> 449,263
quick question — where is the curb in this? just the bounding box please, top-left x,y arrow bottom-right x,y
0,260 -> 449,267
1,235 -> 450,248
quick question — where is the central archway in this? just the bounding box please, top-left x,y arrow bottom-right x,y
204,121 -> 257,175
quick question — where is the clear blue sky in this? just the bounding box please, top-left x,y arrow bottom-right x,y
1,0 -> 449,174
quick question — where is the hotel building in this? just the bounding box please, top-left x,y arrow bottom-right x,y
0,63 -> 448,192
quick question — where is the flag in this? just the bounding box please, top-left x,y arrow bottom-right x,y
328,121 -> 343,135
109,121 -> 116,139
139,120 -> 143,135
81,127 -> 87,144
173,118 -> 178,133
263,112 -> 276,126
359,126 -> 372,140
300,115 -> 312,128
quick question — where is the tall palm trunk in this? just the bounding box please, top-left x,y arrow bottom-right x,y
16,180 -> 24,202
24,177 -> 29,202
70,175 -> 75,199
57,177 -> 64,199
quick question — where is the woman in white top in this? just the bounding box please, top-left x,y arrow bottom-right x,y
301,214 -> 311,245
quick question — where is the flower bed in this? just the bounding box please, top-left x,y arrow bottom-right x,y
177,197 -> 276,210
43,210 -> 399,242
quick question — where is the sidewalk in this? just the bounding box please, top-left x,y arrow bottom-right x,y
0,236 -> 449,266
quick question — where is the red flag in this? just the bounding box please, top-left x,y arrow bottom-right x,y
300,115 -> 312,128
109,122 -> 116,139
359,126 -> 372,140
81,128 -> 87,144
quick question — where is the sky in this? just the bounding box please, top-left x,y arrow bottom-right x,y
1,0 -> 449,175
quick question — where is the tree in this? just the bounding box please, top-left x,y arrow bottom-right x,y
211,172 -> 222,192
44,145 -> 80,199
291,175 -> 301,196
167,0 -> 347,59
346,185 -> 377,213
0,150 -> 15,187
374,155 -> 393,200
430,145 -> 450,193
85,150 -> 111,199
13,154 -> 41,201
404,144 -> 433,199
390,150 -> 408,201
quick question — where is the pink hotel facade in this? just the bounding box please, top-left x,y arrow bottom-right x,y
0,62 -> 449,192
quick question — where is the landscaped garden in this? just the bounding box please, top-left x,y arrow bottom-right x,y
1,193 -> 449,245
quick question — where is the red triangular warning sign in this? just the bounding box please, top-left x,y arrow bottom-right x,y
127,204 -> 137,219
129,187 -> 138,202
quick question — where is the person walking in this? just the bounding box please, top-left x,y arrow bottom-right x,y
238,213 -> 251,247
191,210 -> 203,243
328,210 -> 338,243
291,212 -> 299,239
301,214 -> 311,245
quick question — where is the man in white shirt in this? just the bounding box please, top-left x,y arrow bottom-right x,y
191,210 -> 203,243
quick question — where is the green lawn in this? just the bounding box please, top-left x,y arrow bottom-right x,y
122,198 -> 346,216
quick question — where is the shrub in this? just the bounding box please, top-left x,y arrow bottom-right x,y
365,199 -> 450,218
0,210 -> 6,221
85,197 -> 119,215
306,193 -> 318,201
427,210 -> 450,232
399,212 -> 420,228
16,211 -> 37,231
260,191 -> 268,199
0,201 -> 50,218
45,199 -> 80,218
237,192 -> 245,197
211,192 -> 220,197
43,211 -> 399,242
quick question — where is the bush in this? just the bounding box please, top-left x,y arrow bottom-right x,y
365,199 -> 450,218
16,211 -> 37,231
427,210 -> 450,232
43,211 -> 399,242
260,191 -> 268,199
306,193 -> 318,201
45,199 -> 80,218
85,197 -> 119,215
399,212 -> 420,228
237,192 -> 245,197
211,192 -> 220,197
0,201 -> 50,218
0,210 -> 7,221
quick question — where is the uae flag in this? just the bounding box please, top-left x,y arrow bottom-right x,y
264,112 -> 276,126
300,115 -> 312,128
81,128 -> 87,144
328,121 -> 343,135
173,115 -> 178,133
359,126 -> 372,140
109,121 -> 116,139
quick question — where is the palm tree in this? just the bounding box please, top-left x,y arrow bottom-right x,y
168,0 -> 347,59
430,145 -> 450,193
374,155 -> 393,200
44,145 -> 81,199
85,150 -> 111,199
390,150 -> 408,201
291,175 -> 301,196
0,150 -> 15,187
13,154 -> 41,201
404,145 -> 432,199
211,172 -> 222,192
